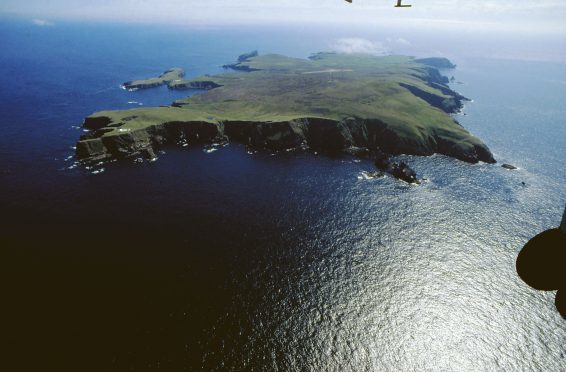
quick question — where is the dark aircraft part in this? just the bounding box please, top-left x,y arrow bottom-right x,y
516,207 -> 566,318
344,0 -> 412,7
395,0 -> 412,7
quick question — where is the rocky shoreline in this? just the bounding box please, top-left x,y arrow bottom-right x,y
77,115 -> 494,183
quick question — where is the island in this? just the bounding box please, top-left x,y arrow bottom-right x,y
77,52 -> 495,182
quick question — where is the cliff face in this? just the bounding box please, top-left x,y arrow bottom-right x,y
399,83 -> 464,114
77,115 -> 494,164
77,118 -> 225,161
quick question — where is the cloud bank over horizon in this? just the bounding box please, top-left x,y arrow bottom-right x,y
32,18 -> 54,27
1,0 -> 565,35
330,37 -> 414,56
332,38 -> 388,55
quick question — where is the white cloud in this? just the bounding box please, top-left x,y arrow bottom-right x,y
32,18 -> 54,26
386,37 -> 412,47
394,38 -> 411,46
332,38 -> 389,55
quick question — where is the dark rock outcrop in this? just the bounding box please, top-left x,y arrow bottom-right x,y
391,162 -> 418,184
374,151 -> 419,184
502,163 -> 518,170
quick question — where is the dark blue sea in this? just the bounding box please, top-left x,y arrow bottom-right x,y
1,18 -> 565,371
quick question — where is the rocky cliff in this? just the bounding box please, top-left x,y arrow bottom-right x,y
77,114 -> 494,166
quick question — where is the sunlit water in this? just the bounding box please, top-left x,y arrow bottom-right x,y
1,19 -> 564,370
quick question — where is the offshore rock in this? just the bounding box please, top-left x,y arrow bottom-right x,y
390,161 -> 419,184
374,151 -> 419,184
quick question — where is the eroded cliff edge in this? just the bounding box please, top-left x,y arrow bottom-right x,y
77,52 -> 495,167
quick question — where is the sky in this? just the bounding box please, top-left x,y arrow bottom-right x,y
1,0 -> 565,35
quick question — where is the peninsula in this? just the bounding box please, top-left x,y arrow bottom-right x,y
77,52 -> 495,176
122,68 -> 185,90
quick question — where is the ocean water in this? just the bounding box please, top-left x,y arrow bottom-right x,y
1,18 -> 565,371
